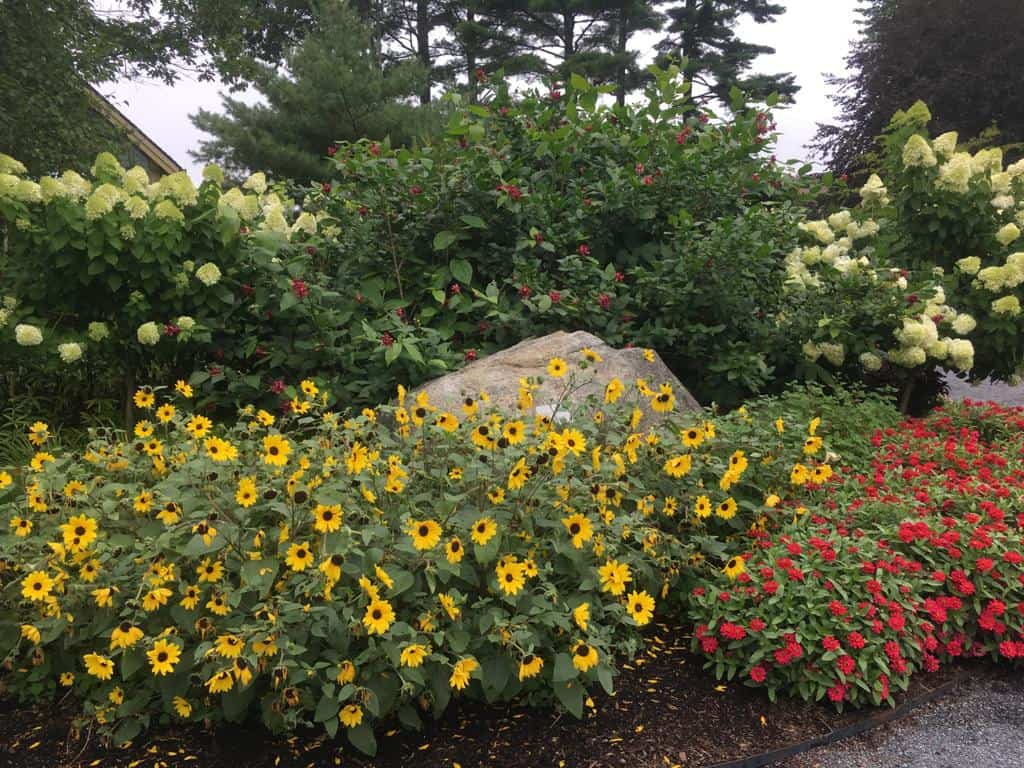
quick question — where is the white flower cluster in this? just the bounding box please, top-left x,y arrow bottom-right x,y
195,263 -> 222,286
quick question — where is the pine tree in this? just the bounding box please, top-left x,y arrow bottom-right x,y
190,3 -> 437,182
654,0 -> 797,107
813,0 -> 1024,173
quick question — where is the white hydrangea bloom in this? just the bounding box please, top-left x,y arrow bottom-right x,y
827,210 -> 852,231
4,296 -> 18,310
991,172 -> 1011,194
154,199 -> 184,222
137,321 -> 161,346
159,172 -> 199,207
926,339 -> 949,359
87,322 -> 109,342
819,342 -> 845,366
123,166 -> 150,195
1008,159 -> 1024,178
992,295 -> 1022,316
0,309 -> 9,328
39,176 -> 69,203
261,206 -> 290,234
90,152 -> 125,180
802,341 -> 822,362
956,256 -> 981,275
0,153 -> 27,175
59,170 -> 92,199
889,346 -> 927,368
202,165 -> 225,186
798,220 -> 835,245
952,313 -> 977,334
996,223 -> 1020,246
195,263 -> 222,286
84,183 -> 123,220
859,352 -> 883,372
992,195 -> 1015,211
243,172 -> 268,194
971,148 -> 1003,176
177,316 -> 196,331
13,180 -> 41,202
936,153 -> 973,193
948,338 -> 975,371
902,135 -> 937,168
932,132 -> 958,158
847,219 -> 880,240
15,323 -> 43,346
291,211 -> 317,237
58,342 -> 83,363
125,196 -> 150,220
860,174 -> 889,206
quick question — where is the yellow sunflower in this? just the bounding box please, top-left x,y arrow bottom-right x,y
408,518 -> 442,550
285,542 -> 314,571
626,590 -> 655,626
147,638 -> 181,675
571,642 -> 599,672
363,598 -> 396,635
470,516 -> 497,545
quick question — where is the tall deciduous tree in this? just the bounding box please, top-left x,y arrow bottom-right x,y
654,0 -> 797,107
190,3 -> 437,182
813,0 -> 1024,173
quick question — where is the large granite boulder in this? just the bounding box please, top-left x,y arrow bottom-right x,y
411,330 -> 700,421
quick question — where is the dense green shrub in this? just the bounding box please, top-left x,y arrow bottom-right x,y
0,68 -> 824,428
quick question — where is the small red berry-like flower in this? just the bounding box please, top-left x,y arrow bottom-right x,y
409,185 -> 422,196
369,142 -> 380,157
326,145 -> 337,157
239,225 -> 249,235
254,346 -> 267,357
464,349 -> 477,361
549,89 -> 561,101
380,332 -> 395,347
450,283 -> 461,295
475,67 -> 486,82
676,128 -> 691,144
358,206 -> 368,217
208,365 -> 222,376
642,175 -> 654,186
578,244 -> 590,256
533,232 -> 544,244
500,106 -> 509,116
270,379 -> 285,394
478,320 -> 490,332
583,198 -> 592,206
164,324 -> 181,337
614,271 -> 625,283
306,245 -> 317,256
548,290 -> 561,303
598,293 -> 611,310
321,182 -> 331,194
635,163 -> 645,174
291,279 -> 309,299
518,285 -> 532,299
395,307 -> 405,319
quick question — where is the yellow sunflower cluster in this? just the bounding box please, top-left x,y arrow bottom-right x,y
0,357 -> 829,751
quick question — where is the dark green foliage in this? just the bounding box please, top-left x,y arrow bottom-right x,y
814,0 -> 1024,173
654,0 -> 798,107
191,4 -> 441,182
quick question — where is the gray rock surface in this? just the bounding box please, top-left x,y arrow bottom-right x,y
783,672 -> 1024,768
410,330 -> 700,420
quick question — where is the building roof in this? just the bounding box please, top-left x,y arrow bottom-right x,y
87,84 -> 184,177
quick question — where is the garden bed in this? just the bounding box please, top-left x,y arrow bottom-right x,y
0,623 -> 975,768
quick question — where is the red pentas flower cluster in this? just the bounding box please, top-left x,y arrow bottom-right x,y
688,401 -> 1024,710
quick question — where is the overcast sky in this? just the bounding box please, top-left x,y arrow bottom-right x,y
107,0 -> 860,179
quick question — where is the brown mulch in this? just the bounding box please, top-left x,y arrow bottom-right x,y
0,624 -> 965,768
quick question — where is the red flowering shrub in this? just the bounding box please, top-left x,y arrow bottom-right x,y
689,400 -> 1024,709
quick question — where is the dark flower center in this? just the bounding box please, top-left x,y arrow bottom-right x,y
418,524 -> 429,537
157,652 -> 168,662
575,644 -> 590,657
569,523 -> 581,535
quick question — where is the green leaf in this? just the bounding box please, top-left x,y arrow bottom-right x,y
449,258 -> 473,284
570,73 -> 591,92
554,681 -> 584,718
433,230 -> 457,251
766,92 -> 779,107
347,723 -> 377,756
552,653 -> 578,683
314,692 -> 339,722
460,214 -> 487,229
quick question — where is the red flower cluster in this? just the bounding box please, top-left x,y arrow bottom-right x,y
689,401 -> 1024,709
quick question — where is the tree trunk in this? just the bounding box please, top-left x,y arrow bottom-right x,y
417,0 -> 431,104
563,13 -> 574,67
466,9 -> 478,103
615,6 -> 629,106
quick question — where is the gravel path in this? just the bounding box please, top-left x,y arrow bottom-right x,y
782,672 -> 1024,768
944,374 -> 1024,406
